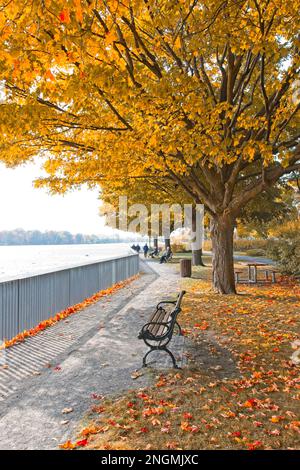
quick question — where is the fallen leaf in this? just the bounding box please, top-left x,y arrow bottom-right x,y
76,439 -> 88,447
62,407 -> 73,414
131,371 -> 143,380
59,440 -> 75,450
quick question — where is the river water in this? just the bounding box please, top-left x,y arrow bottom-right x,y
0,243 -> 135,282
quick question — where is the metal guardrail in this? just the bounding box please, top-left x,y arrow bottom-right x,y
0,254 -> 139,341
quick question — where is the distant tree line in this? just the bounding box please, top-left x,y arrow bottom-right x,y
0,229 -> 141,245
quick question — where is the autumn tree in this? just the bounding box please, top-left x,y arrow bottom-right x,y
238,183 -> 298,238
0,0 -> 299,293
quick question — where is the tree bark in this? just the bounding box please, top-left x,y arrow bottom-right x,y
210,214 -> 236,294
192,248 -> 205,266
164,238 -> 171,250
191,206 -> 205,266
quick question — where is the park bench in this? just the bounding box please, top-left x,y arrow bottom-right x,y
138,290 -> 186,369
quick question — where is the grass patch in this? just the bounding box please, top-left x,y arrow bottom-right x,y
68,265 -> 300,451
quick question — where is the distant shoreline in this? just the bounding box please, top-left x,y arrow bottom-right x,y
0,228 -> 146,246
0,241 -> 139,246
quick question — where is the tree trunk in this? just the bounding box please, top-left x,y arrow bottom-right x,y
210,214 -> 236,294
164,238 -> 171,250
192,248 -> 205,266
191,206 -> 205,266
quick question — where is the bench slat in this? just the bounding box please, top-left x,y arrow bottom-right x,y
149,306 -> 170,324
148,310 -> 171,337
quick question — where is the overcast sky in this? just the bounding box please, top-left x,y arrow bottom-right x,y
0,161 -> 111,234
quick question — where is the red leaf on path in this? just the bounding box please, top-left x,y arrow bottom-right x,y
247,440 -> 263,450
231,431 -> 242,437
91,393 -> 103,400
253,421 -> 263,427
76,439 -> 88,447
140,427 -> 149,433
242,398 -> 257,408
194,321 -> 209,330
181,422 -> 199,433
108,419 -> 117,426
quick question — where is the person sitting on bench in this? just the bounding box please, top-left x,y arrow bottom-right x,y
149,247 -> 159,258
160,246 -> 172,263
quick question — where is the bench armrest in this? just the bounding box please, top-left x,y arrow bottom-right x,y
156,290 -> 186,310
156,300 -> 177,309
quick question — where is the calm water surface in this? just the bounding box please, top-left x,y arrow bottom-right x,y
0,244 -> 134,281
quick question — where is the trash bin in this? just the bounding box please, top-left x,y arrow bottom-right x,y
180,259 -> 192,277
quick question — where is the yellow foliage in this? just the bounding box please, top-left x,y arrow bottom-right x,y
0,0 -> 298,225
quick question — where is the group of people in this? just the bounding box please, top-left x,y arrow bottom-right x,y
131,243 -> 172,263
130,243 -> 142,254
131,243 -> 150,257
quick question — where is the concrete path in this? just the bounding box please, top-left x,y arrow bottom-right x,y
0,260 -> 182,449
0,259 -> 238,450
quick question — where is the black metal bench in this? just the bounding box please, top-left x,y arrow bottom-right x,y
138,290 -> 186,369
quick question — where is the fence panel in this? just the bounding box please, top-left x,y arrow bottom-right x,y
0,254 -> 139,341
0,281 -> 19,340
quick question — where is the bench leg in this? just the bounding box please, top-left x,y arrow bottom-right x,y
142,349 -> 154,367
142,346 -> 180,369
175,321 -> 183,336
163,347 -> 180,369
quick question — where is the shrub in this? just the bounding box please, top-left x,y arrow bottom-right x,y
203,238 -> 268,253
171,243 -> 190,253
245,248 -> 266,257
266,220 -> 300,276
233,239 -> 268,252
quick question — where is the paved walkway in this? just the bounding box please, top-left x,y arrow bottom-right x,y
0,260 -> 183,449
0,260 -> 238,449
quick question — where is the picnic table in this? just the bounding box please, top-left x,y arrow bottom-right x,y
244,262 -> 278,284
247,262 -> 267,283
